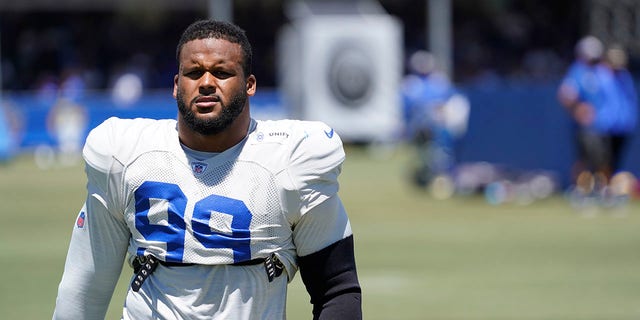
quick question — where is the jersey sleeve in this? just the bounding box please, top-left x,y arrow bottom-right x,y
82,117 -> 133,213
285,121 -> 352,257
53,118 -> 131,319
53,193 -> 130,319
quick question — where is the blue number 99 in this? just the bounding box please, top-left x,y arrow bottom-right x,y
134,181 -> 253,263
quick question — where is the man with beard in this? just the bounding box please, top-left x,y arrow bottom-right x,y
53,19 -> 362,320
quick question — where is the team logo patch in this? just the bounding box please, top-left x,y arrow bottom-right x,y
191,162 -> 208,175
76,211 -> 85,228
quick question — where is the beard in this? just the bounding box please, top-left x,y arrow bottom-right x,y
176,88 -> 247,136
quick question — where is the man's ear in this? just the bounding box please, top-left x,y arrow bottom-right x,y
172,74 -> 179,98
246,74 -> 257,96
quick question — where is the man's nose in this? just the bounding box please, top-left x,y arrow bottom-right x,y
199,72 -> 216,91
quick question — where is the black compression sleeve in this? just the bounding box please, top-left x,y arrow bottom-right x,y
298,235 -> 362,320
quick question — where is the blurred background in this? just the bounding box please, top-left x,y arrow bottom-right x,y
1,0 -> 639,203
2,1 -> 640,319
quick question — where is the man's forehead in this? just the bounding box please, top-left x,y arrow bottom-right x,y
181,38 -> 241,57
184,37 -> 238,49
178,38 -> 243,69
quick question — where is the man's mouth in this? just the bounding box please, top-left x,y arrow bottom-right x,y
194,96 -> 220,109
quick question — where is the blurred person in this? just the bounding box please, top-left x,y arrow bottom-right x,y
558,36 -> 638,194
111,72 -> 144,107
601,44 -> 638,176
53,19 -> 361,320
0,106 -> 12,162
0,102 -> 20,163
401,50 -> 469,189
109,53 -> 151,108
34,72 -> 59,103
45,98 -> 88,167
36,66 -> 90,169
59,65 -> 89,102
557,35 -> 605,193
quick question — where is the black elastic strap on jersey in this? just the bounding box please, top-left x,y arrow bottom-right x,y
131,255 -> 159,292
298,235 -> 362,320
130,255 -> 280,292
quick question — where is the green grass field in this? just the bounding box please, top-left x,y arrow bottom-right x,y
1,146 -> 639,319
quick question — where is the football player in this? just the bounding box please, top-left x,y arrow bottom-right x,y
53,19 -> 362,319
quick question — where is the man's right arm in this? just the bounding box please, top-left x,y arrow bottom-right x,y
53,188 -> 130,319
53,118 -> 130,319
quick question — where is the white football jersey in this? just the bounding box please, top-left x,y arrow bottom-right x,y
53,117 -> 353,320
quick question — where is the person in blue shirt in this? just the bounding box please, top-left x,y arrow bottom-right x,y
602,44 -> 638,174
0,104 -> 17,163
401,50 -> 469,188
558,36 -> 638,193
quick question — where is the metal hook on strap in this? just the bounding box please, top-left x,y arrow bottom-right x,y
131,255 -> 159,292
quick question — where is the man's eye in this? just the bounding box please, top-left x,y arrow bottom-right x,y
185,70 -> 203,78
214,71 -> 232,78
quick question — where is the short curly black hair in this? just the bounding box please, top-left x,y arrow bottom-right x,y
176,19 -> 252,76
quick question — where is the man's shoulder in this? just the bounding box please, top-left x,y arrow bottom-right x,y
88,117 -> 176,143
95,117 -> 175,134
255,118 -> 336,135
250,119 -> 345,175
83,117 -> 177,169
